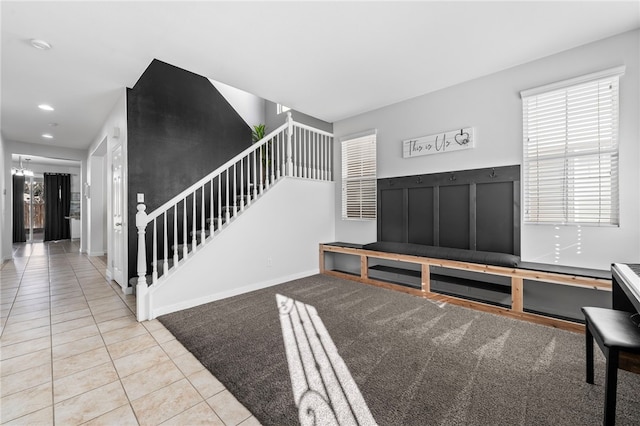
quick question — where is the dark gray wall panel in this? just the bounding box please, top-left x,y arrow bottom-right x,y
377,165 -> 520,255
476,181 -> 514,254
408,187 -> 434,245
379,188 -> 404,242
439,185 -> 470,249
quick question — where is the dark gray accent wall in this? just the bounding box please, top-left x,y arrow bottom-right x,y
127,59 -> 252,281
377,165 -> 521,255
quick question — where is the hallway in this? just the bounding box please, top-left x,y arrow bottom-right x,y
0,240 -> 258,425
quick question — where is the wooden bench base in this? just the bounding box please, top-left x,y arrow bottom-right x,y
319,243 -> 612,334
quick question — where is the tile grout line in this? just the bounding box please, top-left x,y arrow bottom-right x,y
48,247 -> 56,426
0,251 -> 28,340
65,245 -> 141,426
1,244 -> 53,424
3,243 -> 256,426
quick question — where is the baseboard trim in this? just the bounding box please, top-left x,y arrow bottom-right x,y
89,251 -> 105,257
150,268 -> 319,319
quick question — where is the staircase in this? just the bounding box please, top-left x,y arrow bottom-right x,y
134,113 -> 334,320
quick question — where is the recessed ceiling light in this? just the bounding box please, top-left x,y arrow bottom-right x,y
30,39 -> 52,50
38,104 -> 54,111
42,134 -> 54,139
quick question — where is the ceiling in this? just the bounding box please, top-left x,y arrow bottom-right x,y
2,1 -> 639,151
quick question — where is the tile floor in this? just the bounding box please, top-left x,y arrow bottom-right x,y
1,240 -> 260,425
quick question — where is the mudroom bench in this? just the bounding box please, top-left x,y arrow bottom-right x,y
319,241 -> 612,332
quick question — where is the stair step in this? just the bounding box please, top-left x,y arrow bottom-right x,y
189,229 -> 212,239
129,275 -> 152,286
153,257 -> 175,270
206,217 -> 228,226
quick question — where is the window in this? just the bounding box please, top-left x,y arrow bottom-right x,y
521,66 -> 624,226
341,132 -> 377,220
276,104 -> 290,114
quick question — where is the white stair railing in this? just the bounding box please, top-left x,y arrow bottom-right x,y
135,113 -> 333,320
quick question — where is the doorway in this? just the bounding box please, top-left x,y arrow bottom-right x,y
24,176 -> 45,242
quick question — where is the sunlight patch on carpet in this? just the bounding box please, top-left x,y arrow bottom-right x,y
276,294 -> 377,426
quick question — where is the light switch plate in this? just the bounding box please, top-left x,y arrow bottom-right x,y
137,193 -> 144,203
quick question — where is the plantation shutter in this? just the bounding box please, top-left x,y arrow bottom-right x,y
342,132 -> 377,220
521,67 -> 623,226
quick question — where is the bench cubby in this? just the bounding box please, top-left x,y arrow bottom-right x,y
320,242 -> 612,331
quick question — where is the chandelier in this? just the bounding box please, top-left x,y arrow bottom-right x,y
11,157 -> 34,177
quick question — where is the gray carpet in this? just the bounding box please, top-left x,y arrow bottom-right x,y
158,274 -> 640,425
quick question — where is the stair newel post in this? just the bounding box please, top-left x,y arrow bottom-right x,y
136,202 -> 149,321
286,111 -> 293,177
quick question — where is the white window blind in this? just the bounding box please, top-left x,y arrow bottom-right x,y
521,67 -> 623,226
342,133 -> 377,220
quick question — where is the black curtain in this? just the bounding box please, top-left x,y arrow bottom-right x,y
44,173 -> 71,241
12,175 -> 26,243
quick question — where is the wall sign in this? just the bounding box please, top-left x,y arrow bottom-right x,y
402,127 -> 474,158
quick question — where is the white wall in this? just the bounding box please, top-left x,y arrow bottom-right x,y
209,78 -> 266,128
0,134 -> 6,261
332,29 -> 640,270
265,100 -> 333,134
2,140 -> 87,259
88,155 -> 105,255
149,177 -> 335,318
85,90 -> 127,281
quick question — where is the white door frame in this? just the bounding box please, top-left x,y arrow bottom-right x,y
107,136 -> 129,294
88,138 -> 107,257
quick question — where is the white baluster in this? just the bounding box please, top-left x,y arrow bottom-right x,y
329,137 -> 333,181
183,200 -> 188,259
308,130 -> 312,178
293,126 -> 298,177
313,132 -> 318,179
275,133 -> 280,178
321,134 -> 325,180
302,129 -> 306,178
209,179 -> 214,235
323,134 -> 327,179
192,191 -> 197,253
259,146 -> 264,194
264,143 -> 269,189
286,112 -> 293,177
163,212 -> 168,274
326,135 -> 330,181
299,127 -> 303,177
152,218 -> 158,283
218,176 -> 223,229
270,138 -> 275,184
231,164 -> 236,215
225,169 -> 230,221
246,157 -> 251,206
201,187 -> 206,242
252,151 -> 257,199
240,158 -> 245,211
173,204 -> 179,266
